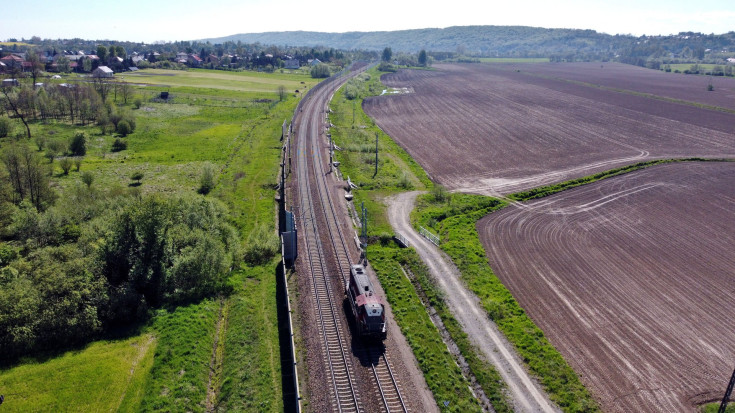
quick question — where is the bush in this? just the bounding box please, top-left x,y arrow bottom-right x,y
432,185 -> 449,202
0,117 -> 12,138
111,138 -> 127,152
310,64 -> 330,78
59,157 -> 73,175
198,163 -> 216,195
68,133 -> 87,156
133,97 -> 142,109
130,171 -> 144,184
81,172 -> 94,188
116,120 -> 132,136
243,223 -> 280,265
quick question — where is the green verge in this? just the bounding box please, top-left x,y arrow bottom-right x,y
379,246 -> 512,412
701,402 -> 735,413
369,245 -> 481,412
139,300 -> 220,412
331,67 -> 512,411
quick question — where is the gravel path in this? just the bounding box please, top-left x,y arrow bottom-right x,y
386,191 -> 560,413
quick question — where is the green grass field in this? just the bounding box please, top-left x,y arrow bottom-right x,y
0,334 -> 156,412
0,67 -> 305,411
121,68 -> 318,93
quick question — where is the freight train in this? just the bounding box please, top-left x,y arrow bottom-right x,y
347,264 -> 387,340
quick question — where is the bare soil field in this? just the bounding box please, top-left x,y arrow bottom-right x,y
363,64 -> 735,195
477,162 -> 735,412
507,62 -> 735,111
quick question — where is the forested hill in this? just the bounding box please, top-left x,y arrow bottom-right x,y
203,26 -> 735,60
205,26 -> 619,55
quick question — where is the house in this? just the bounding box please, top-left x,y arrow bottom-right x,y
0,54 -> 25,70
0,61 -> 6,72
284,59 -> 300,69
206,54 -> 220,65
309,58 -> 322,66
132,55 -> 146,65
187,54 -> 202,67
728,57 -> 735,64
92,65 -> 114,78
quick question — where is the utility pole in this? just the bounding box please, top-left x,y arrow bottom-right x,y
374,132 -> 379,177
718,365 -> 735,413
360,202 -> 368,265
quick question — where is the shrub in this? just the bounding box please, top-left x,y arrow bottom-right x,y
81,172 -> 94,188
243,224 -> 280,265
111,138 -> 127,152
0,117 -> 12,138
198,163 -> 216,195
130,171 -> 144,184
117,120 -> 132,137
432,185 -> 449,202
68,133 -> 87,156
59,157 -> 73,175
133,97 -> 142,109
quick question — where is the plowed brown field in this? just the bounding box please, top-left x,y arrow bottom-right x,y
478,162 -> 735,412
509,62 -> 735,111
363,64 -> 735,195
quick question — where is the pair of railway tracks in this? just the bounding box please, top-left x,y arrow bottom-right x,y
292,64 -> 407,412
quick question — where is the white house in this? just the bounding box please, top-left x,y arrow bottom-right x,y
92,66 -> 114,78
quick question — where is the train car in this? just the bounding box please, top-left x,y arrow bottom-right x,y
347,264 -> 387,340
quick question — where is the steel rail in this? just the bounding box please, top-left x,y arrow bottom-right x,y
295,70 -> 361,412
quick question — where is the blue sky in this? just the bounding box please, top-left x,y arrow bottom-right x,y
3,0 -> 734,43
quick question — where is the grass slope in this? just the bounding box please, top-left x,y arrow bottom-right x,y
0,334 -> 156,412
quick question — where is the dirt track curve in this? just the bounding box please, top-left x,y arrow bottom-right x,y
387,191 -> 560,413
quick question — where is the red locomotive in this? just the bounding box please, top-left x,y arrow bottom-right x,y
347,264 -> 387,339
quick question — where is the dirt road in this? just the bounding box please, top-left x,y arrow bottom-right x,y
386,191 -> 560,413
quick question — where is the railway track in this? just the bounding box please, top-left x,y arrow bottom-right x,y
293,63 -> 409,413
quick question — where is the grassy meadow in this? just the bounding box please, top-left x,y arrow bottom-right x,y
0,68 -> 311,411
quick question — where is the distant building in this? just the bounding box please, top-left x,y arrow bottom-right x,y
0,54 -> 25,70
187,54 -> 202,67
309,58 -> 322,66
92,65 -> 114,78
728,57 -> 735,64
284,59 -> 300,69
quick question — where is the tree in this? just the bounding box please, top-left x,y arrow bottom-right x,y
57,55 -> 71,73
68,133 -> 87,156
277,85 -> 287,101
310,64 -> 330,78
26,50 -> 44,89
117,82 -> 133,105
96,45 -> 107,62
1,143 -> 55,210
0,84 -> 33,139
382,47 -> 393,62
418,50 -> 428,67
